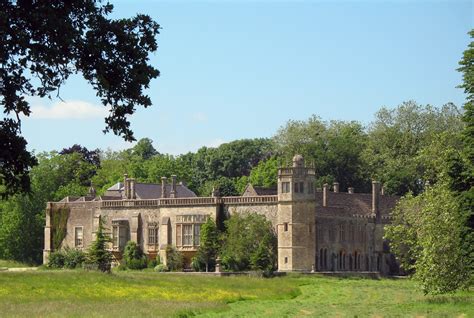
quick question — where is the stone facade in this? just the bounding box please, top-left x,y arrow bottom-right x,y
43,155 -> 399,274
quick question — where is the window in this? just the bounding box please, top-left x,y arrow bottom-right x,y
193,224 -> 201,246
74,227 -> 83,247
339,224 -> 345,242
284,222 -> 288,232
183,224 -> 193,246
282,182 -> 290,193
294,182 -> 299,193
284,257 -> 288,264
112,221 -> 129,250
148,222 -> 159,245
308,182 -> 314,194
299,182 -> 304,193
176,214 -> 208,248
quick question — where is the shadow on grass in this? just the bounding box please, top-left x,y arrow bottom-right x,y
426,295 -> 472,304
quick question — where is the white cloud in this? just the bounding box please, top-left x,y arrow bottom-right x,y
29,100 -> 108,119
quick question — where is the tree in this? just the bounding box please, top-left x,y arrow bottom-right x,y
274,116 -> 369,191
193,217 -> 219,272
457,29 -> 474,280
86,217 -> 112,272
131,138 -> 158,160
385,182 -> 469,294
249,156 -> 280,189
220,213 -> 277,272
0,1 -> 160,197
60,144 -> 101,168
363,101 -> 463,195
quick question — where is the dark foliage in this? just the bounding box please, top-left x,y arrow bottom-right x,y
60,144 -> 101,168
0,0 -> 160,197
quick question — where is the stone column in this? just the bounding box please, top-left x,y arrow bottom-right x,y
43,203 -> 52,264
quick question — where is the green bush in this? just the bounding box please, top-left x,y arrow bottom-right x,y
165,245 -> 183,271
48,250 -> 65,268
123,241 -> 147,270
63,248 -> 86,269
127,256 -> 148,270
154,264 -> 168,272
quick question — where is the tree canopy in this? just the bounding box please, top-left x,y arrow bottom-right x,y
0,0 -> 160,197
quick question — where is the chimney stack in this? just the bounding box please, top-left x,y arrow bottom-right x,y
372,180 -> 380,214
124,174 -> 130,199
323,183 -> 328,207
170,175 -> 177,198
333,182 -> 339,193
161,177 -> 168,198
130,178 -> 136,199
348,187 -> 354,194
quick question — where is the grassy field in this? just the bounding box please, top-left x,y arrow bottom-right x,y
0,259 -> 33,268
0,270 -> 472,317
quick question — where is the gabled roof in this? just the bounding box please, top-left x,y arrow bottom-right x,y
104,181 -> 197,199
242,183 -> 277,197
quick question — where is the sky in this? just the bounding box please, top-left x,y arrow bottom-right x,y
20,0 -> 473,155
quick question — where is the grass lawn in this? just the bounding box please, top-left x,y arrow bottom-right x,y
0,270 -> 472,317
0,259 -> 33,268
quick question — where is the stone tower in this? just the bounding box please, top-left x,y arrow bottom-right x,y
277,154 -> 316,271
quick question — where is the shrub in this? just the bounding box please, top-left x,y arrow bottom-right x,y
154,264 -> 168,272
48,250 -> 65,268
63,248 -> 86,269
123,241 -> 147,270
165,245 -> 183,271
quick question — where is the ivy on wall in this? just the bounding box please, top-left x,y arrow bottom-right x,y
51,206 -> 70,250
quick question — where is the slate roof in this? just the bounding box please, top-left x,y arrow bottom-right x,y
242,184 -> 277,196
315,192 -> 399,217
104,181 -> 197,199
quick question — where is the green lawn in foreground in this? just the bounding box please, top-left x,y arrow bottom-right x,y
0,259 -> 32,268
0,270 -> 472,317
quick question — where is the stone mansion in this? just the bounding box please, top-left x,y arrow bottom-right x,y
43,155 -> 399,274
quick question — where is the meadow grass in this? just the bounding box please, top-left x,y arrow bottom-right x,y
0,259 -> 33,268
0,270 -> 471,317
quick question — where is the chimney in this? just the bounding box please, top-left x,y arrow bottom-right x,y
161,177 -> 168,198
333,182 -> 339,193
323,183 -> 328,207
372,180 -> 380,214
170,175 -> 177,198
348,187 -> 354,194
130,178 -> 136,199
124,174 -> 130,199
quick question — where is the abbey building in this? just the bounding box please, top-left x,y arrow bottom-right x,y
43,155 -> 399,274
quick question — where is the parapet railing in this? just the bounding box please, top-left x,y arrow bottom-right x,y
278,167 -> 315,176
221,195 -> 277,205
97,195 -> 278,209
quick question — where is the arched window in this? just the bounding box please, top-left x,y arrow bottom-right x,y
324,249 -> 328,270
319,248 -> 324,269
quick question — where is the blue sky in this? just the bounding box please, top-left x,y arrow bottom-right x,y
21,0 -> 473,155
